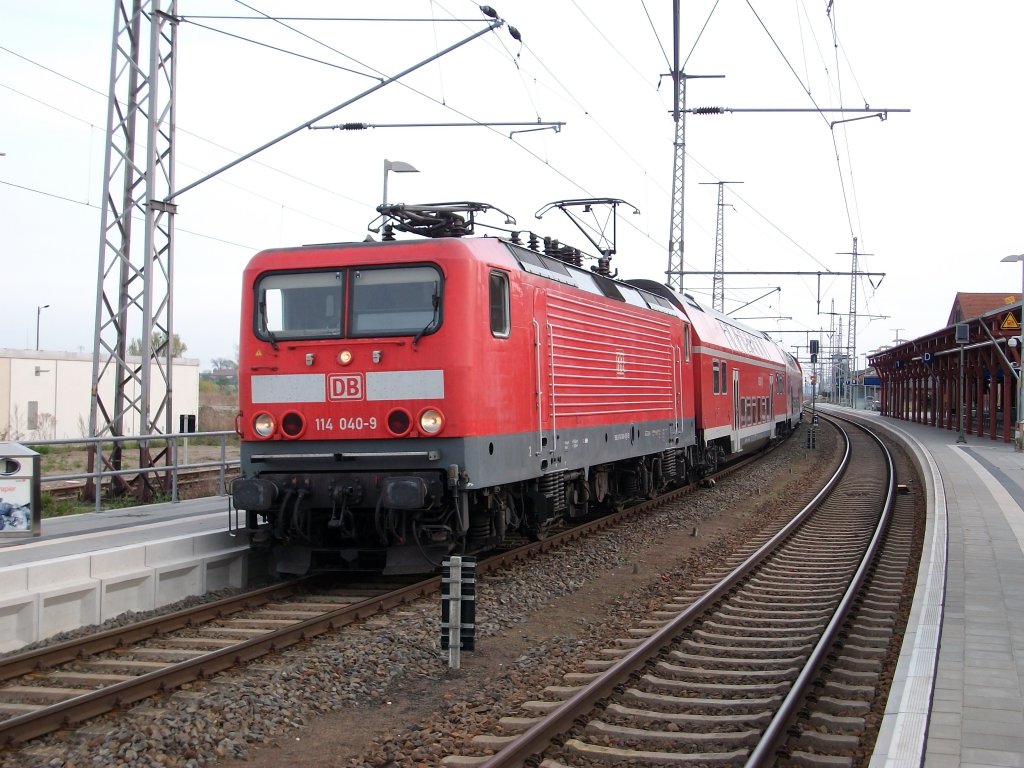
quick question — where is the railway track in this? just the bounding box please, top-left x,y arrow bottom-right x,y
444,414 -> 920,767
0,577 -> 431,747
0,432 -> 789,752
0,434 -> 798,757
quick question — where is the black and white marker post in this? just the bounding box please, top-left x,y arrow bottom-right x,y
441,556 -> 476,669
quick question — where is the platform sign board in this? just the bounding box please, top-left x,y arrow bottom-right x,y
0,443 -> 41,538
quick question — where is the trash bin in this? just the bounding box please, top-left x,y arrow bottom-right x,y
0,443 -> 41,538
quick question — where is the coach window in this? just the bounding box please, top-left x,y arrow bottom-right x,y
712,360 -> 720,394
489,270 -> 510,338
721,362 -> 728,394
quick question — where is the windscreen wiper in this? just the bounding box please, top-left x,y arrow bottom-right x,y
259,299 -> 279,350
412,287 -> 440,347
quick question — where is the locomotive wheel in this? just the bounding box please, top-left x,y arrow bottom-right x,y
524,522 -> 552,541
638,461 -> 655,499
566,480 -> 589,519
521,490 -> 556,541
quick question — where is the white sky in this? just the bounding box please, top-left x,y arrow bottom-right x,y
3,1 -> 1023,371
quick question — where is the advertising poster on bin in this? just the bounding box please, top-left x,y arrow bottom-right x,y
0,444 -> 42,538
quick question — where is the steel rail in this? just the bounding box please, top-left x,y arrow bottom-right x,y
476,419 -> 854,768
0,578 -> 317,682
0,577 -> 435,746
745,414 -> 897,766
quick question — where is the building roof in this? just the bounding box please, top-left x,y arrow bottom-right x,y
947,292 -> 1021,326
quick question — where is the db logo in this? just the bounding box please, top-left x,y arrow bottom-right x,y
328,374 -> 363,401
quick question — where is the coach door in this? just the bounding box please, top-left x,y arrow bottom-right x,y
732,368 -> 740,452
531,290 -> 557,461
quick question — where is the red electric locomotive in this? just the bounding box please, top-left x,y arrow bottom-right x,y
231,201 -> 801,575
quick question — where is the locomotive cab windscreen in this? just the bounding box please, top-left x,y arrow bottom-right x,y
255,265 -> 443,341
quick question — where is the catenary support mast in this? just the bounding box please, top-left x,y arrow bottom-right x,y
667,72 -> 686,291
88,0 -> 178,499
702,180 -> 742,313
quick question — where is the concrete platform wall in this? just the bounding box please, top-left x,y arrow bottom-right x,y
0,531 -> 248,652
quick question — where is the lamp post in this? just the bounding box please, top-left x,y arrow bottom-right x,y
1001,254 -> 1024,448
35,304 -> 50,351
378,159 -> 419,233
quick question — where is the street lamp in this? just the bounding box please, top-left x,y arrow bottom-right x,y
377,159 -> 419,233
35,304 -> 50,351
1001,253 -> 1024,447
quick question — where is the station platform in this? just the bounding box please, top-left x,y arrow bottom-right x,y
821,406 -> 1024,768
0,497 -> 249,652
0,496 -> 232,565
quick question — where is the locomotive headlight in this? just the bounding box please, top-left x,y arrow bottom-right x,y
253,413 -> 275,438
418,408 -> 445,435
337,349 -> 353,366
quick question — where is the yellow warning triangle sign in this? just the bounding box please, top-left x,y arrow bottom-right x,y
1002,313 -> 1021,331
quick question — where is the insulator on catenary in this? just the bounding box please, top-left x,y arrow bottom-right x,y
692,107 -> 725,115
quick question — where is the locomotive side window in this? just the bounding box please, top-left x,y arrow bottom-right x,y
508,245 -> 574,286
684,324 -> 691,361
570,269 -> 605,296
617,285 -> 647,308
257,271 -> 343,339
350,266 -> 442,336
489,270 -> 510,338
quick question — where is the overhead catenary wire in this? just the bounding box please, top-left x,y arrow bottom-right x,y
1,2 -> 887,343
210,0 -> 879,329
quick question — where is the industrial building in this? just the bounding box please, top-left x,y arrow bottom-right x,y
0,349 -> 200,441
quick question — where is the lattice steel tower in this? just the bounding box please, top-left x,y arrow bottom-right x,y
845,236 -> 859,406
701,180 -> 741,314
88,0 -> 178,497
712,183 -> 726,312
666,73 -> 687,292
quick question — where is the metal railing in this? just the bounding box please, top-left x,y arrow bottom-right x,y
20,431 -> 240,513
